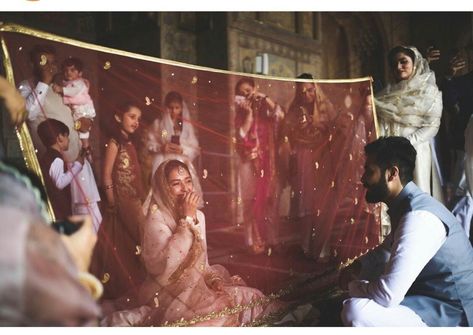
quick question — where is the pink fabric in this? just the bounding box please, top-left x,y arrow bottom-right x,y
63,78 -> 93,105
235,99 -> 281,246
101,209 -> 283,326
0,206 -> 101,325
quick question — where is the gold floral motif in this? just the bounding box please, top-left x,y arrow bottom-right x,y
151,204 -> 158,213
115,146 -> 139,198
40,54 -> 47,65
168,226 -> 204,283
101,272 -> 110,284
122,157 -> 129,169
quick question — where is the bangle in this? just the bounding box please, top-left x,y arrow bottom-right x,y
183,215 -> 196,225
104,184 -> 114,190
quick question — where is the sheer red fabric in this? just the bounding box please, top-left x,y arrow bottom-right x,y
1,25 -> 380,325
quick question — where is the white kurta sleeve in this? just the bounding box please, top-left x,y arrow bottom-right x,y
147,119 -> 164,153
49,158 -> 83,190
407,126 -> 439,147
18,81 -> 50,122
349,210 -> 446,307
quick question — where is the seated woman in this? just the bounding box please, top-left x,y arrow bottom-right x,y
102,159 -> 283,326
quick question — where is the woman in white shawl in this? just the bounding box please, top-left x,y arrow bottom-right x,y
375,46 -> 444,201
148,91 -> 203,206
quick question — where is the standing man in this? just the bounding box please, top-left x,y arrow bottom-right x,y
18,45 -> 101,229
340,136 -> 473,326
18,44 -> 80,163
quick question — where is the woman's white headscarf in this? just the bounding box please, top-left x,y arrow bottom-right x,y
375,46 -> 442,134
160,100 -> 199,158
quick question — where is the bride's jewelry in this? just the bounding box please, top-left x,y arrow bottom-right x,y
177,166 -> 186,175
183,215 -> 197,225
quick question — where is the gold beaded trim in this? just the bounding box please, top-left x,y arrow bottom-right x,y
162,286 -> 292,327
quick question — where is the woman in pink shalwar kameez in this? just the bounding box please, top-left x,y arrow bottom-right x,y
101,159 -> 282,326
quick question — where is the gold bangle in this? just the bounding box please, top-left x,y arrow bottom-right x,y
184,215 -> 195,224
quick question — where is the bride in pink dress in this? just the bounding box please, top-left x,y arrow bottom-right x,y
102,159 -> 283,326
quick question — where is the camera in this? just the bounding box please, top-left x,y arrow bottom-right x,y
52,219 -> 83,235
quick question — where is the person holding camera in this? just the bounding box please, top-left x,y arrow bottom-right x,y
234,77 -> 284,255
147,91 -> 203,207
0,79 -> 101,324
0,162 -> 102,325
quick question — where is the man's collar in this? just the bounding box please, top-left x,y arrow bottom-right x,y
387,181 -> 416,215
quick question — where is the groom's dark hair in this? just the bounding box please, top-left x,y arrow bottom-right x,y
364,136 -> 417,185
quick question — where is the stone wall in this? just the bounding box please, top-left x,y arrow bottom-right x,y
227,12 -> 322,78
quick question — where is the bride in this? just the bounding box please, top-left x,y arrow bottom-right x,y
102,159 -> 282,326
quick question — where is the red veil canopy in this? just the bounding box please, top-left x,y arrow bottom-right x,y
0,23 -> 380,325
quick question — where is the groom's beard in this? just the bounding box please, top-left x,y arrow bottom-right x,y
364,178 -> 389,203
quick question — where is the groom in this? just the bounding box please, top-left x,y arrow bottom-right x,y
339,136 -> 473,326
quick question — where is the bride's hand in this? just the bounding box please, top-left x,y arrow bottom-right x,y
181,191 -> 199,219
